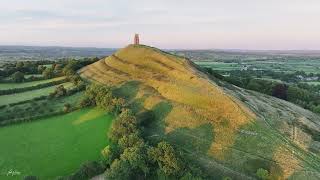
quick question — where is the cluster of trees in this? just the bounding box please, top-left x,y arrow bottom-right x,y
79,84 -> 125,114
204,68 -> 320,114
0,57 -> 99,82
104,109 -> 203,180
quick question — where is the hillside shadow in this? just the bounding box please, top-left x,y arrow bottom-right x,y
166,123 -> 214,155
113,81 -> 140,101
142,101 -> 173,142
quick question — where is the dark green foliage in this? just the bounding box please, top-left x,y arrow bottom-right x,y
120,142 -> 150,176
65,161 -> 106,180
63,60 -> 78,76
109,109 -> 139,143
272,84 -> 288,100
42,67 -> 54,79
23,175 -> 39,180
49,85 -> 67,98
106,159 -> 132,180
118,132 -> 144,150
256,168 -> 269,180
148,141 -> 182,176
69,74 -> 82,86
12,71 -> 25,82
63,103 -> 71,113
102,143 -> 121,165
37,65 -> 46,73
83,84 -> 126,114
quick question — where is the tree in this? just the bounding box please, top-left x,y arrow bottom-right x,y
50,85 -> 67,98
120,143 -> 149,176
256,168 -> 269,180
106,159 -> 132,180
42,67 -> 54,79
313,105 -> 320,114
16,61 -> 24,69
11,71 -> 25,82
272,83 -> 288,100
37,65 -> 46,73
55,85 -> 67,97
148,141 -> 181,176
118,132 -> 144,150
70,74 -> 82,86
109,109 -> 138,142
101,144 -> 120,165
68,161 -> 106,180
63,103 -> 71,113
63,60 -> 78,76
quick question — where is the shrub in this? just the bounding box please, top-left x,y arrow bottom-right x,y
11,71 -> 25,82
67,161 -> 106,180
63,103 -> 71,113
256,168 -> 269,180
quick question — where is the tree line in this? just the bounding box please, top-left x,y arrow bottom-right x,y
0,57 -> 99,83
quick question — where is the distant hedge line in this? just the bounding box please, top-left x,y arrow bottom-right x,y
0,78 -> 68,95
0,76 -> 46,83
0,106 -> 81,127
2,84 -> 85,108
0,85 -> 86,126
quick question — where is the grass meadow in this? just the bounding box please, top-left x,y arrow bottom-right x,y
0,107 -> 113,180
0,82 -> 73,106
0,76 -> 65,90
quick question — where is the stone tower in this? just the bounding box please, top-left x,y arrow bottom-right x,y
134,34 -> 140,45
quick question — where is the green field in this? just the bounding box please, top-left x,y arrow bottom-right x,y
0,91 -> 84,121
0,107 -> 113,180
306,81 -> 320,85
0,82 -> 73,106
24,74 -> 43,78
0,77 -> 65,90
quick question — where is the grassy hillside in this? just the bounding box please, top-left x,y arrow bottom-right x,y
0,107 -> 113,180
80,45 -> 320,179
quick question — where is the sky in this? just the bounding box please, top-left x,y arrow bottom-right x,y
0,0 -> 320,50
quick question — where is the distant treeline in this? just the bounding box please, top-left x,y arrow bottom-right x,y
0,57 -> 100,82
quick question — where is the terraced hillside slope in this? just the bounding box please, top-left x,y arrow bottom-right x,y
80,45 -> 320,179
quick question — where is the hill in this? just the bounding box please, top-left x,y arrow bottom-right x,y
79,44 -> 320,179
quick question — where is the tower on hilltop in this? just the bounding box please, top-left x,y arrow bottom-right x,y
134,34 -> 140,45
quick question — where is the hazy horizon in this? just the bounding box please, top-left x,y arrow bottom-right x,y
1,0 -> 320,50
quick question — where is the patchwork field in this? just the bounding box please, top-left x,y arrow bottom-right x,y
0,107 -> 113,180
0,82 -> 73,106
0,76 -> 65,90
193,59 -> 320,74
